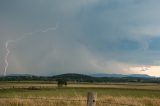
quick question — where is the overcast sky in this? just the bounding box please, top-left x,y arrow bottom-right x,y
0,0 -> 160,76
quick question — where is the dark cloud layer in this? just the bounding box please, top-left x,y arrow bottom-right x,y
0,0 -> 160,75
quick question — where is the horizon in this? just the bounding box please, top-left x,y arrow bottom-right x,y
3,72 -> 159,78
0,0 -> 160,77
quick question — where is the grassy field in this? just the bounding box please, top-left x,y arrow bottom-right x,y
0,82 -> 160,106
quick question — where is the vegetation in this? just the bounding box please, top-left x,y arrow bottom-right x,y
0,73 -> 160,83
0,96 -> 160,106
0,83 -> 160,106
57,79 -> 67,87
0,87 -> 160,98
0,74 -> 160,105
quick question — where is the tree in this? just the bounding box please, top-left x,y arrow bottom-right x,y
57,79 -> 67,87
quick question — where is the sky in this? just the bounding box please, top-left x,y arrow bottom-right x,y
0,0 -> 160,76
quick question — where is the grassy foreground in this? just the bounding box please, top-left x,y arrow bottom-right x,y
0,96 -> 160,106
0,82 -> 160,106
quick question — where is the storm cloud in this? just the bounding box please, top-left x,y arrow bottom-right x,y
0,0 -> 160,76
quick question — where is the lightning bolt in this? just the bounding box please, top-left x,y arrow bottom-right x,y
3,24 -> 58,76
4,40 -> 14,76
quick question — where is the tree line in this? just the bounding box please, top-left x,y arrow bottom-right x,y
0,73 -> 160,83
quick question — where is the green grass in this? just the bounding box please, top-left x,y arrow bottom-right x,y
0,83 -> 160,106
0,87 -> 160,98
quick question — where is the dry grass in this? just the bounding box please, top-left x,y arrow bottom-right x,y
0,96 -> 159,106
0,82 -> 160,106
1,82 -> 160,91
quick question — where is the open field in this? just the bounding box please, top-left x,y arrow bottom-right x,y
0,82 -> 160,106
1,96 -> 160,106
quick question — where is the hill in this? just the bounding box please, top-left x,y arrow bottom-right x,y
91,73 -> 126,78
51,73 -> 95,82
0,73 -> 159,83
91,73 -> 153,78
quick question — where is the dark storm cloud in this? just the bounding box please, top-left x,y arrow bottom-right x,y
0,0 -> 160,75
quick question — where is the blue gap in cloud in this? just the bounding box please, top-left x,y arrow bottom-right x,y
149,37 -> 160,50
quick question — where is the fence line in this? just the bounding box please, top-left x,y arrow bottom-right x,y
97,101 -> 139,106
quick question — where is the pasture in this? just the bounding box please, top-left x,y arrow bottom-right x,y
0,81 -> 160,106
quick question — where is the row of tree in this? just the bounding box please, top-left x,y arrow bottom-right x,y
0,73 -> 160,83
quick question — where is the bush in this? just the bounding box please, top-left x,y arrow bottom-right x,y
57,79 -> 67,87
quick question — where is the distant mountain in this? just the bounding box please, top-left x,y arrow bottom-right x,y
3,73 -> 154,78
6,74 -> 35,77
51,73 -> 95,82
126,74 -> 153,78
0,73 -> 158,83
91,73 -> 126,78
91,73 -> 153,78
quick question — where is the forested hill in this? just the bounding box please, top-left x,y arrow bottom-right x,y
0,73 -> 159,83
51,73 -> 95,82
